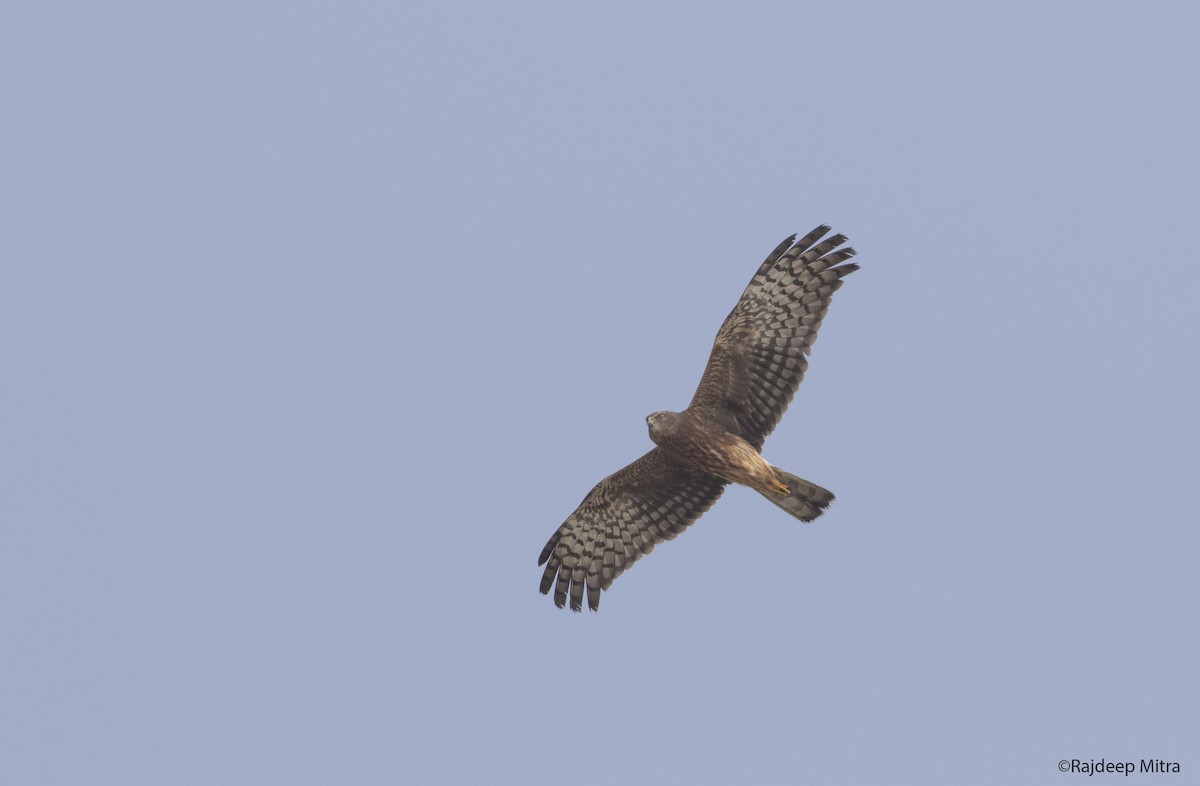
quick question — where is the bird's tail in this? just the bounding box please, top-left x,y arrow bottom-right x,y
758,467 -> 835,522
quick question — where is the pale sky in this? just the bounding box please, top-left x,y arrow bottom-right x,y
2,2 -> 1197,784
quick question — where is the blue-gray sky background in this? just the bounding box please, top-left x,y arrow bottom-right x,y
3,2 -> 1197,784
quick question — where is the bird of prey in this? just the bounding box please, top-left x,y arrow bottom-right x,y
538,225 -> 859,611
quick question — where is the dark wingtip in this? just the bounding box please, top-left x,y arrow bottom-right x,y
537,531 -> 560,566
792,225 -> 834,253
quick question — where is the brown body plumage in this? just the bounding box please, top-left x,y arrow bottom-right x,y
538,225 -> 859,611
646,410 -> 789,496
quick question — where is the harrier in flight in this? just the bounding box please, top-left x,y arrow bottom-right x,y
538,225 -> 859,611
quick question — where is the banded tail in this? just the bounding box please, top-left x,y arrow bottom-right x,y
759,467 -> 835,522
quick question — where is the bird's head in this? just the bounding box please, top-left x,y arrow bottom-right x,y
645,410 -> 679,443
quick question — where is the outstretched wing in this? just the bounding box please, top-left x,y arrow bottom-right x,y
689,226 -> 858,449
538,449 -> 725,611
